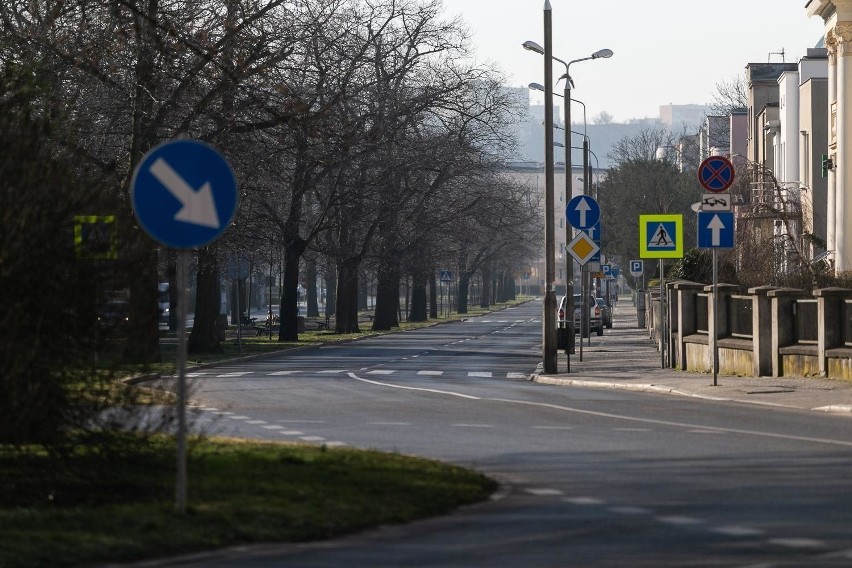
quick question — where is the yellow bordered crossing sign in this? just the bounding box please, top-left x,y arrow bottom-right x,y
74,215 -> 118,259
639,214 -> 683,259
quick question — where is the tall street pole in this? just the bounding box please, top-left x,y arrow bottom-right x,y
542,0 -> 557,373
564,71 -> 574,370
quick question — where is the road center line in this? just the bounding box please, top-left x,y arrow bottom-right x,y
347,373 -> 480,399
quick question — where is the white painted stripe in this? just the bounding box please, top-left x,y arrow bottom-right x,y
348,373 -> 480,400
216,411 -> 234,415
526,488 -> 563,496
613,428 -> 651,432
506,373 -> 528,379
418,370 -> 444,376
319,370 -> 347,374
468,372 -> 492,378
324,441 -> 347,448
186,372 -> 210,377
300,436 -> 326,442
229,415 -> 251,420
367,370 -> 395,375
368,422 -> 412,426
532,425 -> 575,430
486,396 -> 852,448
563,497 -> 605,506
267,371 -> 299,375
262,425 -> 284,430
279,430 -> 303,436
216,372 -> 253,377
198,407 -> 218,411
657,515 -> 703,525
452,423 -> 493,428
688,429 -> 725,434
245,420 -> 267,425
768,538 -> 825,548
711,526 -> 764,537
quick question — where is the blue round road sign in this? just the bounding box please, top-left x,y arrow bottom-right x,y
698,156 -> 735,193
131,140 -> 237,249
566,195 -> 600,230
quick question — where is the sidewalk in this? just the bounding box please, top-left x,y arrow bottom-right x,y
533,298 -> 852,414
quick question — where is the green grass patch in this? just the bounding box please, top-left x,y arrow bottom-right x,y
0,437 -> 497,568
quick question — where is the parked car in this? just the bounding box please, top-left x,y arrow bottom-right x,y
596,297 -> 613,328
97,300 -> 130,331
558,293 -> 603,337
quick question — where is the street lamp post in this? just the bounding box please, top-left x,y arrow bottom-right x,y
524,40 -> 612,372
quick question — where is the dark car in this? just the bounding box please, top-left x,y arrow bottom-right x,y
97,300 -> 130,331
596,297 -> 612,328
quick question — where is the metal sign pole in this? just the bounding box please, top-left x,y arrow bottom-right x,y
659,259 -> 665,369
175,249 -> 188,514
579,266 -> 585,362
712,248 -> 719,386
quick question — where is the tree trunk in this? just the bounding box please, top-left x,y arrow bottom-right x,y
480,263 -> 492,308
409,270 -> 429,322
457,272 -> 471,314
122,229 -> 161,363
188,247 -> 221,354
305,258 -> 319,317
373,260 -> 400,330
324,267 -> 336,316
336,258 -> 360,333
429,272 -> 438,319
277,241 -> 304,342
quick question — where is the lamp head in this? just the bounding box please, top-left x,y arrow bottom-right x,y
592,48 -> 614,59
522,40 -> 545,55
528,82 -> 545,92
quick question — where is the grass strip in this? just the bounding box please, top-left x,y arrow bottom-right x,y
0,437 -> 497,568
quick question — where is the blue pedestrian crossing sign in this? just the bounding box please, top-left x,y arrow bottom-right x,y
131,139 -> 238,249
439,270 -> 453,282
639,214 -> 683,259
566,195 -> 600,230
697,211 -> 734,249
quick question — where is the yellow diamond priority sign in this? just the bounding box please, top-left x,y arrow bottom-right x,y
567,231 -> 600,266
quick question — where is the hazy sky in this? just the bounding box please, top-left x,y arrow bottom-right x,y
445,0 -> 826,123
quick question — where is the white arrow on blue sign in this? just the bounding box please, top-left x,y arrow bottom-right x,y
131,140 -> 238,249
697,211 -> 734,249
566,195 -> 600,230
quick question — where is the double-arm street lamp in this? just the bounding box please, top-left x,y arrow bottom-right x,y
523,38 -> 612,372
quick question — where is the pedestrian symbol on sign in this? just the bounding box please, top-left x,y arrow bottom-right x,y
650,223 -> 673,247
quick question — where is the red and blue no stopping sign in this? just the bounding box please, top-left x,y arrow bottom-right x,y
698,156 -> 735,193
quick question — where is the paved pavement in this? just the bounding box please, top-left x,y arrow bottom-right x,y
533,297 -> 852,415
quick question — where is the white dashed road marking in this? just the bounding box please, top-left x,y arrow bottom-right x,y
367,370 -> 395,375
417,370 -> 444,376
657,515 -> 704,526
526,488 -> 564,496
711,526 -> 765,537
468,372 -> 492,378
563,497 -> 605,506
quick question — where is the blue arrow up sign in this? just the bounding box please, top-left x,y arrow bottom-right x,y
697,211 -> 734,249
566,195 -> 600,230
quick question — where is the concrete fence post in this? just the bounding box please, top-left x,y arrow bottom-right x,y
767,288 -> 806,378
814,287 -> 852,377
749,286 -> 778,377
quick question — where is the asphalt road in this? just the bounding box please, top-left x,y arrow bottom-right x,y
144,300 -> 852,568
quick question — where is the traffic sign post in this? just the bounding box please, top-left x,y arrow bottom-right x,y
697,211 -> 734,249
131,139 -> 238,515
639,214 -> 683,259
638,214 -> 683,370
698,155 -> 735,193
566,195 -> 600,230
